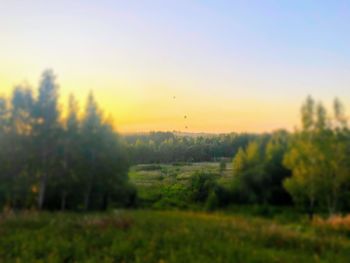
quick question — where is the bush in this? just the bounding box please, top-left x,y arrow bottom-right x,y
188,172 -> 217,203
206,191 -> 219,211
153,184 -> 189,209
111,183 -> 138,208
214,185 -> 231,207
219,159 -> 227,174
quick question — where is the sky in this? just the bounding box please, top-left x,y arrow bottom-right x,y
1,0 -> 350,133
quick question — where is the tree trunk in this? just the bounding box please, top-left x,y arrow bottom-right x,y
102,193 -> 109,211
329,182 -> 338,217
61,190 -> 67,211
38,173 -> 47,210
84,186 -> 91,211
308,199 -> 314,221
38,147 -> 49,211
307,208 -> 314,221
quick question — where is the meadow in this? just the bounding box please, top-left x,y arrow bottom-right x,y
1,162 -> 347,262
1,209 -> 350,263
129,162 -> 232,208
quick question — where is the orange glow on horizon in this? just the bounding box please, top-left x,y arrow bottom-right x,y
0,70 -> 300,134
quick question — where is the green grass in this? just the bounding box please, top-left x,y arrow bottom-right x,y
2,162 -> 348,262
129,162 -> 233,207
129,162 -> 232,185
0,210 -> 349,262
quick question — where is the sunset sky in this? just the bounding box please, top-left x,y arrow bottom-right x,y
1,1 -> 350,133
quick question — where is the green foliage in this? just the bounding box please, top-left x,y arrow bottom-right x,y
219,159 -> 227,174
129,162 -> 232,209
188,172 -> 217,203
284,96 -> 350,216
0,71 -> 133,211
205,190 -> 219,211
153,184 -> 189,209
231,131 -> 291,205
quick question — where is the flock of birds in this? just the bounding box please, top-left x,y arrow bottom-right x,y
173,96 -> 189,130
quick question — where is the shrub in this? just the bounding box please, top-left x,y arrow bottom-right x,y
205,191 -> 219,211
188,172 -> 217,203
219,159 -> 227,174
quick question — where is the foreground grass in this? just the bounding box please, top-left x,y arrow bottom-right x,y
0,210 -> 349,262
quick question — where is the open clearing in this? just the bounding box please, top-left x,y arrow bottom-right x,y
129,162 -> 232,206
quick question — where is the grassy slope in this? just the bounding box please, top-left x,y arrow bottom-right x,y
0,210 -> 349,263
1,163 -> 348,262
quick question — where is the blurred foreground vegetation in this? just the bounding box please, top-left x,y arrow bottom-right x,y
1,210 -> 350,263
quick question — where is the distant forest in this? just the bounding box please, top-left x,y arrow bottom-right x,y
125,132 -> 260,164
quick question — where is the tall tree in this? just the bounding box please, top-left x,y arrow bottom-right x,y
32,70 -> 60,209
0,70 -> 133,211
0,96 -> 10,207
58,94 -> 80,210
232,132 -> 291,205
81,92 -> 103,210
284,96 -> 350,217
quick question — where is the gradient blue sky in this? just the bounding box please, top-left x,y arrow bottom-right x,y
1,0 -> 350,133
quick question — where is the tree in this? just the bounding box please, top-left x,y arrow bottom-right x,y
284,97 -> 323,218
0,96 -> 10,207
232,148 -> 247,176
8,87 -> 35,208
264,130 -> 291,205
188,172 -> 217,203
284,96 -> 350,217
32,70 -> 61,209
231,132 -> 291,205
78,92 -> 131,210
219,159 -> 227,175
80,92 -> 103,210
283,133 -> 320,218
57,94 -> 81,210
0,70 -> 133,211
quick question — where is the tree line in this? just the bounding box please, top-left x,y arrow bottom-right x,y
136,96 -> 350,218
125,132 -> 259,164
0,70 -> 134,211
1,70 -> 349,217
232,96 -> 350,217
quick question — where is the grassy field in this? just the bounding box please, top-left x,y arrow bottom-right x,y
0,210 -> 349,262
129,162 -> 232,207
1,163 -> 348,262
